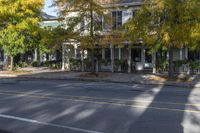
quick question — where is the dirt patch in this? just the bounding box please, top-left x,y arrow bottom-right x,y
0,71 -> 32,75
148,75 -> 194,83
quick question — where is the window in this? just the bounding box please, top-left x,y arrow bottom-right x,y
112,11 -> 122,30
80,20 -> 85,31
94,15 -> 103,31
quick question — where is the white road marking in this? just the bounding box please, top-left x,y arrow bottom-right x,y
0,114 -> 103,133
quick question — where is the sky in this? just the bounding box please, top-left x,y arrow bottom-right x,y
43,0 -> 58,16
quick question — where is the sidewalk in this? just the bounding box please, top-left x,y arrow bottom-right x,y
0,69 -> 200,87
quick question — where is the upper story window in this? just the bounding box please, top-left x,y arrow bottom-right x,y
112,11 -> 122,30
94,15 -> 103,31
80,19 -> 85,32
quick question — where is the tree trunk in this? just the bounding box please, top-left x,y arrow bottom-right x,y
90,3 -> 95,73
91,48 -> 95,73
62,43 -> 65,71
10,56 -> 14,71
81,50 -> 84,72
168,46 -> 174,78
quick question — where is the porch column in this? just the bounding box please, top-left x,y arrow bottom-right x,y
128,48 -> 132,73
81,50 -> 84,72
152,52 -> 156,74
185,47 -> 188,60
141,48 -> 145,65
102,48 -> 105,60
34,48 -> 38,62
4,54 -> 8,67
62,43 -> 65,70
74,44 -> 78,59
96,60 -> 99,73
111,45 -> 114,72
118,48 -> 122,71
180,48 -> 183,60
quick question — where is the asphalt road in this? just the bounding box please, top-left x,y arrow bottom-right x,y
0,79 -> 200,133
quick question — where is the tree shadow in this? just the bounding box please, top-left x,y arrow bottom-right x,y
126,81 -> 199,133
0,78 -> 199,133
0,129 -> 11,133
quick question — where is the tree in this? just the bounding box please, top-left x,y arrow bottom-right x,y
0,29 -> 25,70
39,26 -> 78,54
0,0 -> 44,70
126,0 -> 200,77
54,0 -> 114,72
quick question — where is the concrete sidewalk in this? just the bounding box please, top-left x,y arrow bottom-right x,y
0,70 -> 200,87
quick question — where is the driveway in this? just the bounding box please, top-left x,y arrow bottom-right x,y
0,80 -> 199,133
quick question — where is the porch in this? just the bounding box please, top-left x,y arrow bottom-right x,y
62,43 -> 156,73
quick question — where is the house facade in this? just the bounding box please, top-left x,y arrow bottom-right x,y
62,0 -> 194,73
39,12 -> 63,63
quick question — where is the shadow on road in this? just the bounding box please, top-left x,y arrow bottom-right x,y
0,76 -> 199,133
126,80 -> 200,133
0,129 -> 12,133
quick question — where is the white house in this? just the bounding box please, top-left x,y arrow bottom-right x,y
61,0 -> 193,73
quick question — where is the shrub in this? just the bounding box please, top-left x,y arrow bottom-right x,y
69,58 -> 81,66
157,59 -> 169,71
84,59 -> 92,66
16,61 -> 28,68
99,59 -> 110,66
114,59 -> 127,66
32,61 -> 40,67
190,61 -> 200,69
173,60 -> 188,68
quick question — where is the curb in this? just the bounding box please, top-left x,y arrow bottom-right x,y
5,76 -> 197,88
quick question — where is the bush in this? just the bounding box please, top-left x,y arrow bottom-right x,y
114,59 -> 127,66
32,61 -> 40,67
69,58 -> 81,66
173,60 -> 188,68
99,59 -> 110,66
190,61 -> 200,69
84,59 -> 92,66
43,61 -> 62,69
157,59 -> 169,71
43,61 -> 50,67
16,61 -> 28,68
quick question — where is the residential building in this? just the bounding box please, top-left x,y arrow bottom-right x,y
39,12 -> 63,63
62,0 -> 193,73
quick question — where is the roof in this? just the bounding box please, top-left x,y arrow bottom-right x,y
99,0 -> 143,7
116,0 -> 143,4
41,12 -> 58,21
41,21 -> 63,28
99,0 -> 142,4
41,12 -> 63,28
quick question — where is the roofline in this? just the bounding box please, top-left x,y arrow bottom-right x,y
103,2 -> 143,8
43,18 -> 59,21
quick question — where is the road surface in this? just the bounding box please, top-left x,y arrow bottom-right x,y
0,79 -> 199,133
